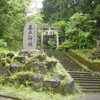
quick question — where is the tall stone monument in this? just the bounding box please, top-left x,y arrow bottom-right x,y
23,22 -> 37,51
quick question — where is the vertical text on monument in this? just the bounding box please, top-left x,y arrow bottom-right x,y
23,22 -> 37,51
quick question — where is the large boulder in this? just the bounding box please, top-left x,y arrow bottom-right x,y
46,61 -> 57,69
36,55 -> 46,61
59,74 -> 66,80
0,65 -> 9,76
63,81 -> 78,94
0,53 -> 6,58
43,80 -> 60,88
14,56 -> 25,64
51,73 -> 59,80
10,63 -> 20,72
30,75 -> 44,82
25,61 -> 36,70
15,72 -> 44,83
35,63 -> 47,74
19,50 -> 32,57
7,53 -> 15,58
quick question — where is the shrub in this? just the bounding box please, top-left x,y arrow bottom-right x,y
0,39 -> 7,48
59,40 -> 75,50
60,13 -> 96,49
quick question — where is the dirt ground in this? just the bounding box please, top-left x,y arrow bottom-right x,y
0,97 -> 13,100
78,93 -> 100,100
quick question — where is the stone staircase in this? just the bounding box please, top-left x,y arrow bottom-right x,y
46,50 -> 100,93
69,71 -> 100,92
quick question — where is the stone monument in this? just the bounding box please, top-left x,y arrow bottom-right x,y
23,22 -> 37,51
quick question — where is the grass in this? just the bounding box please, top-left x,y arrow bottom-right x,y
0,84 -> 81,100
0,48 -> 9,53
0,47 -> 18,55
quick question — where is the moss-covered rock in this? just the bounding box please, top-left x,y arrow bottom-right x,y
46,61 -> 57,69
19,50 -> 32,57
36,54 -> 46,62
14,56 -> 26,64
0,50 -> 78,94
10,63 -> 20,72
7,52 -> 15,58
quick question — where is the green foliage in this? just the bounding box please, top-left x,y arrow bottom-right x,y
60,13 -> 96,49
94,4 -> 100,18
0,0 -> 30,50
53,21 -> 66,36
0,39 -> 7,48
42,0 -> 100,23
48,38 -> 56,49
42,0 -> 100,50
59,40 -> 75,50
94,4 -> 100,28
26,13 -> 43,24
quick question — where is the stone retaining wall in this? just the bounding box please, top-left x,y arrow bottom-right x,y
68,50 -> 100,72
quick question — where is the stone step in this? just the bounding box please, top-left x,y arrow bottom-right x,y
69,73 -> 91,75
79,85 -> 100,89
48,51 -> 100,92
70,74 -> 91,76
81,89 -> 100,92
71,76 -> 94,78
71,74 -> 100,77
71,76 -> 97,79
75,80 -> 100,84
71,74 -> 93,77
71,75 -> 92,77
78,83 -> 100,86
68,71 -> 90,74
72,76 -> 100,80
74,78 -> 100,81
67,69 -> 84,71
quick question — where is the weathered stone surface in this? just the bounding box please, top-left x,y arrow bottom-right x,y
0,65 -> 9,76
25,61 -> 36,70
6,58 -> 11,64
0,51 -> 75,94
36,63 -> 47,74
17,74 -> 29,81
51,73 -> 65,80
0,53 -> 6,58
59,74 -> 65,80
46,61 -> 57,69
0,60 -> 6,66
10,63 -> 20,72
43,80 -> 60,88
63,81 -> 77,93
16,73 -> 43,82
92,50 -> 100,59
32,82 -> 43,89
23,22 -> 37,51
7,53 -> 15,58
31,76 -> 44,82
14,56 -> 25,63
19,50 -> 31,57
51,73 -> 59,80
36,55 -> 46,61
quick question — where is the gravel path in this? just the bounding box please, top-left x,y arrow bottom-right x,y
78,93 -> 100,100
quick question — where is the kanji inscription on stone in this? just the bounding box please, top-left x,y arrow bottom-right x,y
23,22 -> 37,51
